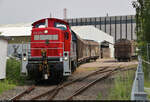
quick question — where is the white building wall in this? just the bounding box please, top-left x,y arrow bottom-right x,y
109,44 -> 114,58
0,39 -> 8,79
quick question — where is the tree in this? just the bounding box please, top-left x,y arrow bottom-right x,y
135,0 -> 150,79
135,0 -> 150,59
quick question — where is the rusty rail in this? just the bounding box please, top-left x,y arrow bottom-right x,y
66,68 -> 117,100
65,66 -> 137,100
31,66 -> 110,100
48,67 -> 113,100
31,85 -> 59,100
9,64 -> 136,100
10,85 -> 35,101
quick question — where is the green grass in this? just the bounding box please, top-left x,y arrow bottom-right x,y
142,63 -> 150,99
0,80 -> 15,93
144,79 -> 150,88
96,93 -> 102,100
107,70 -> 135,100
144,79 -> 150,99
0,58 -> 26,94
144,89 -> 150,99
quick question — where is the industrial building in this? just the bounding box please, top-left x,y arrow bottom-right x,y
67,15 -> 136,41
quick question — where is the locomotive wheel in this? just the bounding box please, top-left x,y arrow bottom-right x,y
94,58 -> 97,61
117,58 -> 120,62
52,63 -> 64,84
128,58 -> 131,62
73,61 -> 77,71
71,61 -> 77,72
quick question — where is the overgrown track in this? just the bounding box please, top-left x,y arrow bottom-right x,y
65,67 -> 136,100
9,66 -> 136,100
31,66 -> 111,100
66,70 -> 115,100
32,66 -> 119,100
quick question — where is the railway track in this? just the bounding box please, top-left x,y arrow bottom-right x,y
10,85 -> 35,101
10,65 -> 136,100
31,66 -> 112,100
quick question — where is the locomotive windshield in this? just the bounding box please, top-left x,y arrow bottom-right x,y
34,22 -> 46,28
54,22 -> 67,30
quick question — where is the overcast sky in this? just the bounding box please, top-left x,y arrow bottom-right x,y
0,0 -> 136,24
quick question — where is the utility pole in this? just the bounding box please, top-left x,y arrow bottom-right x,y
50,12 -> 52,18
63,8 -> 67,21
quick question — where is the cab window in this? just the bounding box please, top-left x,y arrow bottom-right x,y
54,22 -> 67,30
34,22 -> 45,28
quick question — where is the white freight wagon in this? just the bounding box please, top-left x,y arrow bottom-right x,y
0,36 -> 8,79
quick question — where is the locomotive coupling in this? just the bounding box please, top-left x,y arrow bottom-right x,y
41,49 -> 50,80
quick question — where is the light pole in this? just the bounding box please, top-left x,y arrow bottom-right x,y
132,1 -> 141,42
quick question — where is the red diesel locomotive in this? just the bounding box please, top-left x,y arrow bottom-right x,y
22,18 -> 100,82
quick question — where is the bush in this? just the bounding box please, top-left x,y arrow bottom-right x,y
107,70 -> 135,100
0,80 -> 15,94
0,58 -> 25,94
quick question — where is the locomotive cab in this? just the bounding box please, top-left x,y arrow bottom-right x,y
24,18 -> 73,81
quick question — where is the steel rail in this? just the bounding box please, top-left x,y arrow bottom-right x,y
31,85 -> 59,100
31,66 -> 110,100
9,65 -> 136,100
48,68 -> 114,100
48,85 -> 61,100
47,66 -> 118,100
10,85 -> 35,101
65,66 -> 137,100
65,68 -> 118,100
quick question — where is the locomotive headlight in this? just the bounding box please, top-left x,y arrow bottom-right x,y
23,57 -> 27,61
63,52 -> 68,61
44,30 -> 48,34
23,53 -> 27,61
44,74 -> 48,80
64,56 -> 68,61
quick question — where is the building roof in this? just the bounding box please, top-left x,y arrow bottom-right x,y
0,25 -> 114,44
0,23 -> 31,28
71,26 -> 114,44
0,27 -> 32,36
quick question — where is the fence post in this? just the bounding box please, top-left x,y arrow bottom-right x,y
138,56 -> 144,92
131,56 -> 147,100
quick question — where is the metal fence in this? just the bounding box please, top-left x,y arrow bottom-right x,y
131,56 -> 147,100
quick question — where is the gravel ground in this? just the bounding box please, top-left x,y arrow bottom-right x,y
53,72 -> 111,100
0,58 -> 138,100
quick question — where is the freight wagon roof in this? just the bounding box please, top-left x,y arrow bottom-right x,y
71,26 -> 114,44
